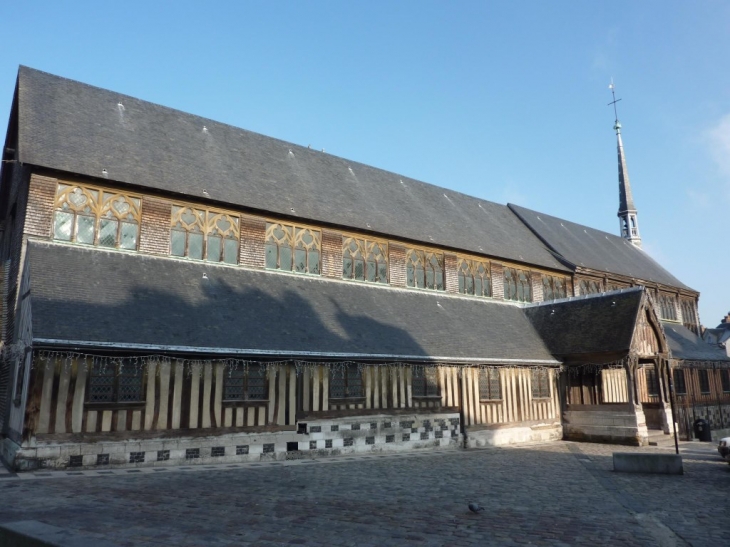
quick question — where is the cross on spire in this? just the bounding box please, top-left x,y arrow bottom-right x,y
608,80 -> 622,132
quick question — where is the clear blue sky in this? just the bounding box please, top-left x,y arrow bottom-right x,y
1,1 -> 728,326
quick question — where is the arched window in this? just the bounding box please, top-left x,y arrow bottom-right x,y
541,275 -> 567,302
54,183 -> 141,250
170,205 -> 239,264
457,258 -> 491,297
342,237 -> 388,283
658,294 -> 677,321
504,267 -> 532,302
405,249 -> 444,290
265,222 -> 320,274
579,279 -> 602,295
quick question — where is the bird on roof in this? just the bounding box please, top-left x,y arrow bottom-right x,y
468,503 -> 485,514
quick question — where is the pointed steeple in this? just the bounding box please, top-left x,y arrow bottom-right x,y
609,83 -> 641,248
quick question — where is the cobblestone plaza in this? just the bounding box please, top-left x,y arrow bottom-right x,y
0,441 -> 728,546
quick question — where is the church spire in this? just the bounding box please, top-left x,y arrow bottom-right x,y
609,81 -> 641,248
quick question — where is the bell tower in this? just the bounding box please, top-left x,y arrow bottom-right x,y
609,82 -> 641,248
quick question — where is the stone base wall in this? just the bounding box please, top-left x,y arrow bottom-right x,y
465,422 -> 562,448
7,412 -> 462,471
563,407 -> 649,446
675,403 -> 730,440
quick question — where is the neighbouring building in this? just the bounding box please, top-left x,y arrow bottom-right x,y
0,67 -> 727,471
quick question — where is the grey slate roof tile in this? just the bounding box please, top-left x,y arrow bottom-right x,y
661,321 -> 730,363
524,288 -> 644,362
28,241 -> 557,363
15,66 -> 567,272
508,204 -> 692,290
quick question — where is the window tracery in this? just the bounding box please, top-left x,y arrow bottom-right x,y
223,366 -> 268,401
54,183 -> 141,250
342,236 -> 388,283
503,267 -> 532,302
658,294 -> 678,321
479,368 -> 502,401
405,249 -> 444,290
681,299 -> 698,332
457,258 -> 491,297
329,365 -> 363,399
578,279 -> 602,296
265,222 -> 321,274
87,359 -> 144,404
531,369 -> 551,399
541,275 -> 567,302
170,205 -> 240,264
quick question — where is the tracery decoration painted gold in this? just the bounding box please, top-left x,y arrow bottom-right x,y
457,257 -> 491,297
503,267 -> 532,302
265,222 -> 321,274
170,205 -> 240,264
658,294 -> 678,321
405,248 -> 444,290
680,299 -> 698,332
53,183 -> 142,250
541,274 -> 567,302
342,236 -> 388,283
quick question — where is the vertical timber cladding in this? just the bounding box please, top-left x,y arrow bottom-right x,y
28,357 -> 301,437
460,368 -> 560,427
138,197 -> 172,255
491,263 -> 505,299
23,174 -> 57,238
601,369 -> 629,403
320,229 -> 343,278
530,271 -> 544,303
444,254 -> 459,293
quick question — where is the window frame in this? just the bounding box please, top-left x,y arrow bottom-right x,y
222,365 -> 269,404
578,278 -> 602,296
530,368 -> 551,399
541,274 -> 567,302
457,257 -> 492,298
698,369 -> 711,395
645,367 -> 660,397
53,182 -> 142,251
342,235 -> 388,284
479,368 -> 502,402
503,267 -> 532,302
329,365 -> 365,402
405,248 -> 445,291
265,222 -> 321,275
672,369 -> 687,395
411,367 -> 440,399
170,204 -> 240,264
86,359 -> 145,407
721,369 -> 730,394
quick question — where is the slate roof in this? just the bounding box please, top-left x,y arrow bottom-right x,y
661,321 -> 730,363
523,288 -> 644,363
27,241 -> 558,363
14,67 -> 567,272
509,204 -> 692,290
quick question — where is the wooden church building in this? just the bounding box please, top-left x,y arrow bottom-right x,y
0,67 -> 727,471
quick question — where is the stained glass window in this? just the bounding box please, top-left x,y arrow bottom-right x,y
54,183 -> 141,250
266,222 -> 320,274
87,360 -> 144,404
504,267 -> 532,302
541,275 -> 567,302
170,205 -> 239,264
458,258 -> 491,297
479,368 -> 502,401
223,366 -> 268,401
412,367 -> 440,397
329,365 -> 363,399
405,249 -> 444,291
342,236 -> 388,283
531,369 -> 551,399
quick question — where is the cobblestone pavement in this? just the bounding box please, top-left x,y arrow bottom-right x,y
0,441 -> 728,546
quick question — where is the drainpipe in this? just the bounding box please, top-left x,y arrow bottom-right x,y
458,367 -> 467,449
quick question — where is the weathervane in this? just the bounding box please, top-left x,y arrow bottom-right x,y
608,79 -> 622,131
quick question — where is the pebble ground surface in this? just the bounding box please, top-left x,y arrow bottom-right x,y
0,440 -> 728,546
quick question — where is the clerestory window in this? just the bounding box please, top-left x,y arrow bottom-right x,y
658,294 -> 678,321
405,249 -> 444,290
578,279 -> 602,296
504,267 -> 532,302
265,222 -> 321,274
542,275 -> 567,302
342,236 -> 388,283
457,258 -> 491,297
53,183 -> 141,250
170,205 -> 239,264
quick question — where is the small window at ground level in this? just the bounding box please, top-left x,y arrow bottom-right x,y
87,360 -> 144,404
223,366 -> 268,401
530,369 -> 551,399
698,369 -> 711,394
479,368 -> 502,401
673,369 -> 687,395
329,365 -> 363,399
412,367 -> 440,397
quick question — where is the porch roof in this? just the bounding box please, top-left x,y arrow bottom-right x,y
661,321 -> 730,364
